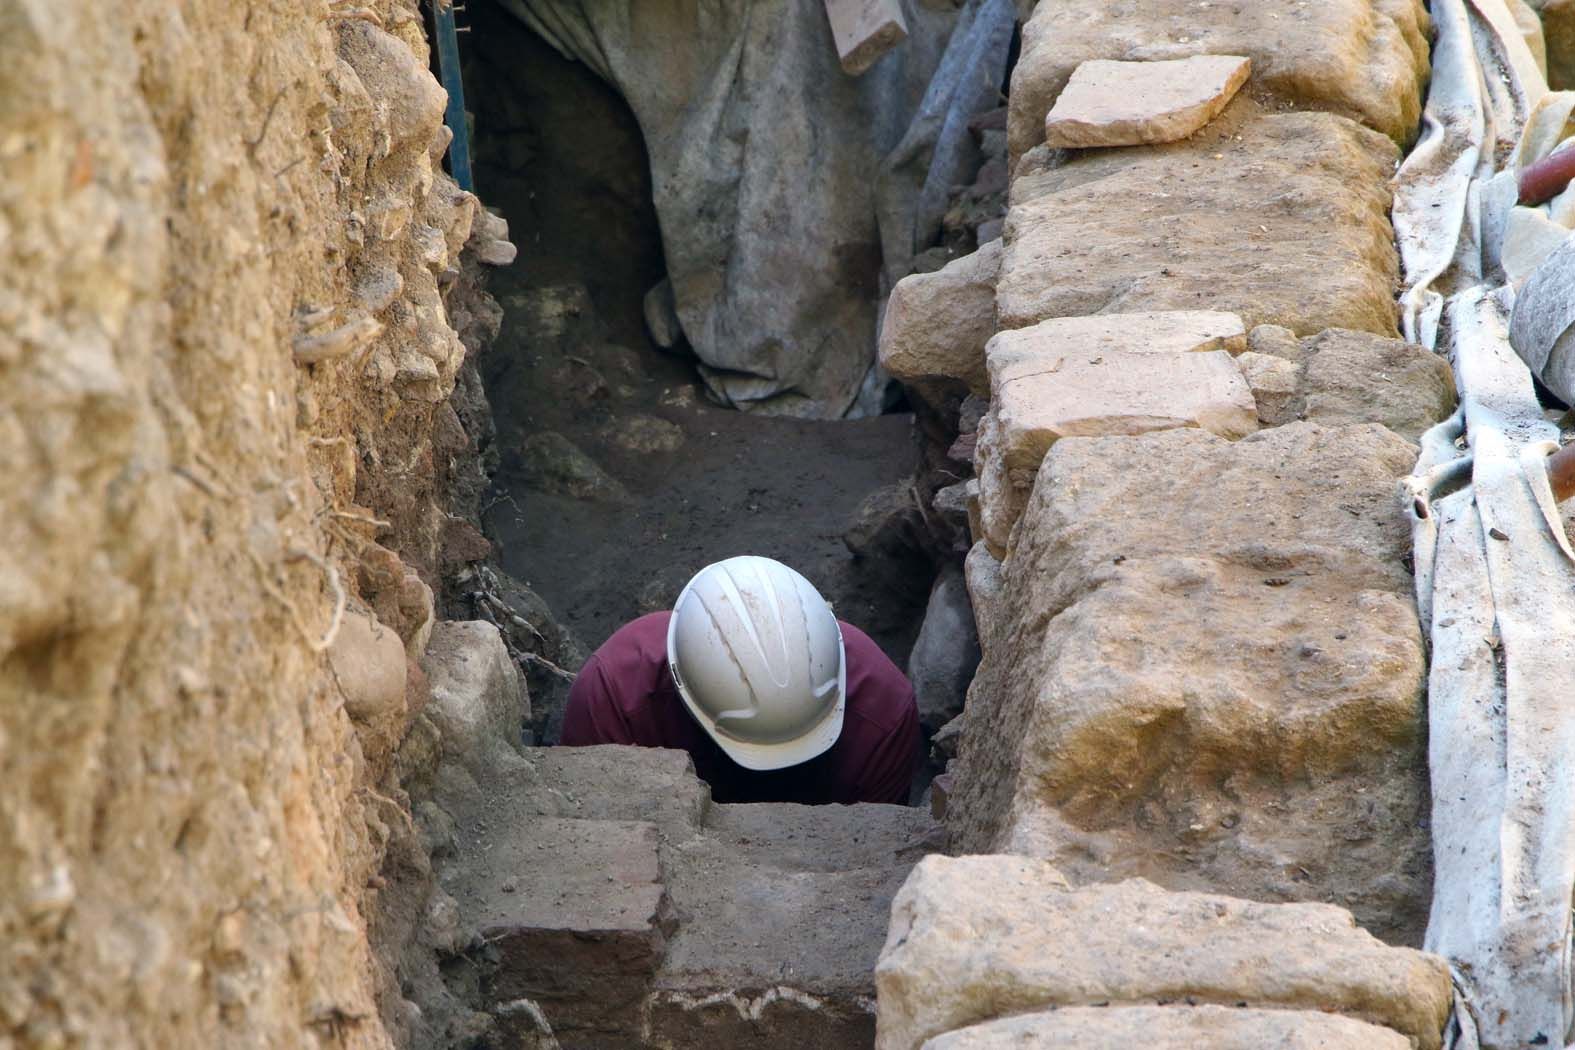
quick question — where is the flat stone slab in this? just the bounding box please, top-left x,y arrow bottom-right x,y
997,111 -> 1403,339
1008,0 -> 1429,161
875,855 -> 1452,1050
950,424 -> 1432,945
974,312 -> 1254,551
920,1005 -> 1412,1049
1044,55 -> 1251,148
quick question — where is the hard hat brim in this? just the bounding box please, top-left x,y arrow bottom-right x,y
697,693 -> 845,771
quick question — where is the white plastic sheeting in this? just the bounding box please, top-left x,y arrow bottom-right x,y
1395,2 -> 1575,1046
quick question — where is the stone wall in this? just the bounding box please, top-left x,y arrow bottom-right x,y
876,0 -> 1460,1044
0,2 -> 503,1045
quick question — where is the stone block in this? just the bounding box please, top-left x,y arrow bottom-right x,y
497,745 -> 712,835
974,311 -> 1255,551
997,111 -> 1402,339
875,855 -> 1452,1050
1242,325 -> 1457,439
824,0 -> 909,76
879,239 -> 1001,398
1007,0 -> 1429,162
647,800 -> 937,1049
451,817 -> 669,1048
920,1005 -> 1411,1049
421,619 -> 527,774
1044,55 -> 1251,148
948,424 -> 1432,945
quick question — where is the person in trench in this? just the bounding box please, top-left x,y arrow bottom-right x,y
561,556 -> 920,804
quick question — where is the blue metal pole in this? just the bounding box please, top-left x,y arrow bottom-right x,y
433,0 -> 473,192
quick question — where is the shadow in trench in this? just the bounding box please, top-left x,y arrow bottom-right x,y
462,5 -> 936,755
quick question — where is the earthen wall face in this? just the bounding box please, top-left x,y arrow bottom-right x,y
0,2 -> 486,1045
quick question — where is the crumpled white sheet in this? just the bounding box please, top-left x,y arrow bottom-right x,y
1394,2 -> 1575,1047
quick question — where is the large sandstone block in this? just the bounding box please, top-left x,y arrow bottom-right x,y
1043,55 -> 1251,148
974,311 -> 1254,553
1240,325 -> 1457,440
875,856 -> 1452,1050
879,239 -> 1001,398
1008,0 -> 1429,162
921,1005 -> 1412,1049
950,424 -> 1432,944
998,109 -> 1400,339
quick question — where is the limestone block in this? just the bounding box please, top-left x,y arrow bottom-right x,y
997,112 -> 1402,338
986,312 -> 1256,471
421,620 -> 528,771
921,1005 -> 1411,1049
1007,0 -> 1429,162
875,856 -> 1452,1050
1236,350 -> 1302,426
450,817 -> 668,1045
824,0 -> 909,76
1243,325 -> 1457,439
1044,55 -> 1251,148
974,312 -> 1255,551
949,425 -> 1432,945
879,239 -> 1001,396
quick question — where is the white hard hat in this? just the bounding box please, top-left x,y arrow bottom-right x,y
666,556 -> 846,771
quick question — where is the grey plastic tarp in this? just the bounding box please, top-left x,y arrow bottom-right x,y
1394,1 -> 1575,1046
495,0 -> 1014,417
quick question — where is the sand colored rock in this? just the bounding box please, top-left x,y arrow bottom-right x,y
879,239 -> 1002,397
1008,0 -> 1430,162
422,620 -> 529,776
920,1005 -> 1412,1049
974,311 -> 1255,551
950,425 -> 1433,945
998,111 -> 1402,338
1044,55 -> 1251,148
824,0 -> 910,76
1243,325 -> 1457,439
876,856 -> 1452,1050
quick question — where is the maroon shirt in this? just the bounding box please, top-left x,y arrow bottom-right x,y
561,612 -> 919,804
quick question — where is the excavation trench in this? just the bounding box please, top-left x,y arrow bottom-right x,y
429,8 -> 974,1047
463,4 -> 939,755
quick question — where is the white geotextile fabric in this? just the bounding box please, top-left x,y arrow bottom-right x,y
1395,2 -> 1575,1046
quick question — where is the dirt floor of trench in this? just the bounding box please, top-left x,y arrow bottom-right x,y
467,14 -> 933,752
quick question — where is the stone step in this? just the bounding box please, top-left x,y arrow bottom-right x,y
446,816 -> 669,1049
444,745 -> 941,1048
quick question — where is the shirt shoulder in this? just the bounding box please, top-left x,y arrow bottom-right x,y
838,620 -> 916,736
